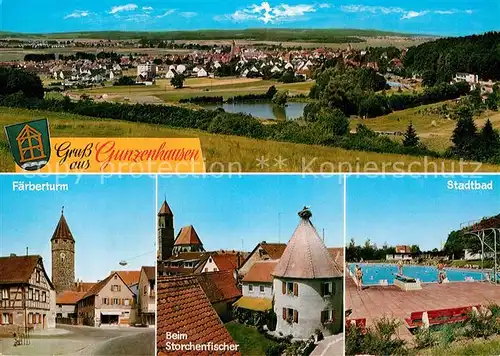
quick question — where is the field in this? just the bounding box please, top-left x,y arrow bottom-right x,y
69,77 -> 314,104
351,102 -> 500,152
1,107 -> 498,173
225,321 -> 278,356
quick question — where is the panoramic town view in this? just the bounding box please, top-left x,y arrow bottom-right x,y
0,1 -> 499,172
156,175 -> 345,355
0,175 -> 156,355
345,175 -> 500,355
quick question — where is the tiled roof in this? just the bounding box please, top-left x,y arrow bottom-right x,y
157,276 -> 240,356
142,266 -> 155,281
74,282 -> 96,293
56,291 -> 86,304
242,260 -> 278,283
212,254 -> 239,271
115,270 -> 141,286
396,245 -> 411,253
158,200 -> 173,216
233,296 -> 272,312
82,274 -> 114,299
166,252 -> 207,261
51,213 -> 74,241
195,271 -> 241,304
328,247 -> 344,270
174,225 -> 203,246
261,243 -> 287,259
0,255 -> 42,285
272,211 -> 343,279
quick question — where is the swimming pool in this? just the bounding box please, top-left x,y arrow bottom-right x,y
348,263 -> 488,285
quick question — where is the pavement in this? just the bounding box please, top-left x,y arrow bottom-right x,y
0,325 -> 154,356
346,274 -> 500,340
310,333 -> 344,356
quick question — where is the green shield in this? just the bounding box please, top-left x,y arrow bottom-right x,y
4,118 -> 51,171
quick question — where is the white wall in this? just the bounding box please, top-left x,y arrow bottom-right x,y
242,282 -> 273,299
273,278 -> 342,339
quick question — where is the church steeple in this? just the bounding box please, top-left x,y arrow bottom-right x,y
51,208 -> 74,242
51,208 -> 75,293
158,199 -> 175,260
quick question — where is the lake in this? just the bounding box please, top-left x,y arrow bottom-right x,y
200,102 -> 308,120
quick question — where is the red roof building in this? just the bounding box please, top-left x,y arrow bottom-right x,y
157,276 -> 240,355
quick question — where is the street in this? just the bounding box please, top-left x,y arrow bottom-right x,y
0,325 -> 154,356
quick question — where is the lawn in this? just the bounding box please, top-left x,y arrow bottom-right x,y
418,335 -> 500,356
225,321 -> 278,356
1,107 -> 498,172
350,102 -> 500,152
70,77 -> 314,103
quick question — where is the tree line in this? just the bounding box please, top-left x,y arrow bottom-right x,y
404,31 -> 500,83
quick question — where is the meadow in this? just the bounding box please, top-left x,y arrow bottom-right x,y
1,107 -> 497,173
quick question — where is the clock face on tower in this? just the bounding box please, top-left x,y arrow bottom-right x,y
60,252 -> 66,260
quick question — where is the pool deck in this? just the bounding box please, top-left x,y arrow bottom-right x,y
346,274 -> 500,340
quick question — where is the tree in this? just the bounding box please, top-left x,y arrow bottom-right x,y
272,90 -> 288,107
170,73 -> 185,89
0,67 -> 44,99
315,108 -> 349,136
451,106 -> 478,158
266,85 -> 278,99
476,119 -> 500,161
402,122 -> 420,147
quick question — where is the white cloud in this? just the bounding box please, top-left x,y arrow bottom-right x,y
142,6 -> 153,12
156,9 -> 176,18
318,3 -> 331,9
64,10 -> 90,19
220,2 -> 316,24
180,12 -> 198,18
340,5 -> 404,15
465,9 -> 473,14
401,10 -> 428,20
434,10 -> 454,15
109,4 -> 138,14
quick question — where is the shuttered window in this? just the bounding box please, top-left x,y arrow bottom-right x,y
293,283 -> 298,296
293,310 -> 298,323
282,281 -> 286,294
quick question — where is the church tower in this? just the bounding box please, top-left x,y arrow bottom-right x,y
51,208 -> 75,293
158,200 -> 175,261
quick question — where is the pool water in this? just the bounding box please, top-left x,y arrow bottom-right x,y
349,263 -> 487,285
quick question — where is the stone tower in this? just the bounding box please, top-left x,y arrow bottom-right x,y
51,209 -> 75,293
158,200 -> 174,261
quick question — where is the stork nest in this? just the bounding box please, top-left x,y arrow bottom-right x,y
298,207 -> 312,219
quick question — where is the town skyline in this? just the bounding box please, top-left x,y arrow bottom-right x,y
1,0 -> 498,36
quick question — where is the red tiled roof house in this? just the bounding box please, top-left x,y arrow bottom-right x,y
0,255 -> 56,333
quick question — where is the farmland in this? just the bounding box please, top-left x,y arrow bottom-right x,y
1,107 -> 495,173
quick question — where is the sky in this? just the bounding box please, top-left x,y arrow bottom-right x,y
347,175 -> 500,251
0,175 -> 156,282
0,0 -> 498,36
157,174 -> 344,251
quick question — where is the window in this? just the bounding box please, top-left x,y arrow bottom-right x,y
282,308 -> 298,324
248,285 -> 254,293
113,298 -> 119,305
36,270 -> 40,283
35,290 -> 40,301
1,289 -> 8,299
259,285 -> 265,294
103,298 -> 109,305
284,282 -> 298,296
124,299 -> 130,306
321,310 -> 335,324
28,288 -> 33,300
28,313 -> 33,324
111,285 -> 121,292
213,267 -> 218,271
1,313 -> 11,325
42,291 -> 46,303
322,282 -> 334,297
144,286 -> 147,295
204,268 -> 208,272
287,282 -> 293,294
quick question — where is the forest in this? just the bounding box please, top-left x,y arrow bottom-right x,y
404,31 -> 500,83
